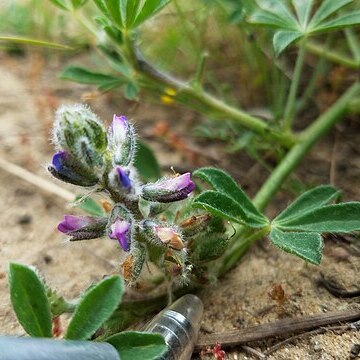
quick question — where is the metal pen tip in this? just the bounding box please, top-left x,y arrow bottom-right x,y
143,294 -> 204,360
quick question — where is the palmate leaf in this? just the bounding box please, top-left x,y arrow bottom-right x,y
49,0 -> 70,10
66,276 -> 124,340
292,0 -> 314,28
193,191 -> 249,224
276,202 -> 360,233
274,185 -> 340,223
106,332 -> 167,360
269,228 -> 323,265
193,167 -> 268,226
93,0 -> 170,30
309,0 -> 353,28
273,30 -> 302,56
313,11 -> 360,33
8,263 -> 52,338
0,36 -> 70,49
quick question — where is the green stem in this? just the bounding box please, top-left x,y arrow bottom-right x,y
306,41 -> 359,69
254,82 -> 360,211
283,40 -> 307,132
125,37 -> 297,148
345,28 -> 360,64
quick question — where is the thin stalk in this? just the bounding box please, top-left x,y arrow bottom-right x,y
345,28 -> 360,64
125,38 -> 297,148
306,41 -> 359,69
283,40 -> 307,132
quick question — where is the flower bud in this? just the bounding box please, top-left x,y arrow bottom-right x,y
179,214 -> 211,237
57,215 -> 107,241
141,220 -> 184,250
107,204 -> 133,252
141,173 -> 195,203
48,151 -> 99,187
53,104 -> 107,168
121,242 -> 146,284
108,114 -> 137,166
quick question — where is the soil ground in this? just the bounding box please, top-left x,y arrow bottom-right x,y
0,51 -> 359,360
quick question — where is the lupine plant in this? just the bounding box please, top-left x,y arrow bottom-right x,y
4,0 -> 360,345
36,103 -> 360,338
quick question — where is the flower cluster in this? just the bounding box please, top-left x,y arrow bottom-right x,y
49,104 -> 213,285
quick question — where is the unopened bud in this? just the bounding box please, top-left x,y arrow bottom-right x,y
53,104 -> 107,168
57,215 -> 107,241
141,173 -> 195,203
108,114 -> 137,166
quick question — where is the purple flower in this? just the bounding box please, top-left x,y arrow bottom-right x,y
48,151 -> 98,187
57,215 -> 107,241
141,173 -> 195,203
109,219 -> 130,251
116,166 -> 131,189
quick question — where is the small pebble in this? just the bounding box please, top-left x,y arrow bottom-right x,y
18,214 -> 32,225
43,255 -> 53,264
350,344 -> 360,359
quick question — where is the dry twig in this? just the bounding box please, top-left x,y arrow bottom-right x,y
195,308 -> 360,351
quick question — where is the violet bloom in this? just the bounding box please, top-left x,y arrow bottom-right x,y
141,173 -> 195,203
116,166 -> 131,189
109,219 -> 130,251
58,215 -> 107,241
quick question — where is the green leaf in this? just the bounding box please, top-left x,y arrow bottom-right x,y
133,0 -> 171,28
193,191 -> 264,227
125,0 -> 143,28
134,141 -> 161,182
313,11 -> 360,33
60,66 -> 120,86
106,331 -> 167,360
66,276 -> 124,340
49,0 -> 70,10
309,0 -> 352,28
0,36 -> 71,49
273,30 -> 302,56
249,10 -> 297,29
71,0 -> 88,9
269,228 -> 322,264
193,167 -> 268,226
276,202 -> 360,233
124,82 -> 139,99
93,0 -> 111,18
274,185 -> 340,223
75,196 -> 105,216
8,263 -> 52,337
292,0 -> 313,27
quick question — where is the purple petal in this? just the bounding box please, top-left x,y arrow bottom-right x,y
110,220 -> 130,251
57,215 -> 94,234
116,166 -> 131,189
162,173 -> 193,191
52,151 -> 68,171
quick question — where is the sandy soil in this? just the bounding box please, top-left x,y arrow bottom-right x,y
0,53 -> 359,359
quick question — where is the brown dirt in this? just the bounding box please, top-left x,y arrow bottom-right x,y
0,52 -> 359,360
